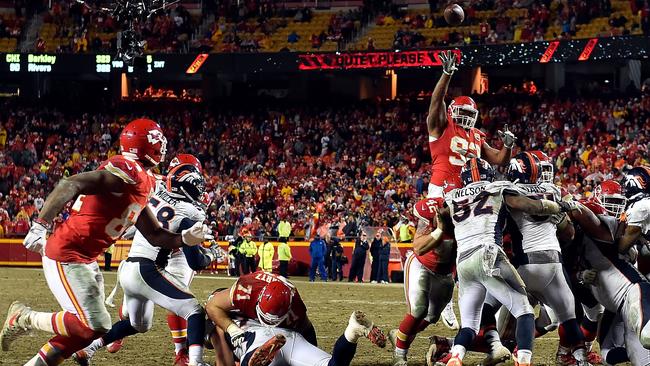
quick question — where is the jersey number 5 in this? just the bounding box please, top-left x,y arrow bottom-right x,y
449,136 -> 480,166
452,191 -> 494,222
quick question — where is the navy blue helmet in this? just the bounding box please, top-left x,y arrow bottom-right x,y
461,158 -> 495,186
507,152 -> 541,184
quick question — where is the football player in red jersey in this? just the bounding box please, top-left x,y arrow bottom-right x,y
0,119 -> 213,366
206,271 -> 315,346
426,50 -> 517,331
426,50 -> 516,198
388,196 -> 456,366
206,271 -> 386,366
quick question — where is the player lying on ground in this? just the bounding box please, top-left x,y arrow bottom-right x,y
443,157 -> 581,366
206,311 -> 385,366
425,49 -> 516,332
0,119 -> 213,366
72,161 -> 220,366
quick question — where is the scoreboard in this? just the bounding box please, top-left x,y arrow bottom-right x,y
0,36 -> 647,75
2,53 -> 186,74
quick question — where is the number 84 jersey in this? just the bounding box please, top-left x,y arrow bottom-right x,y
45,155 -> 156,264
445,181 -> 518,256
128,182 -> 206,261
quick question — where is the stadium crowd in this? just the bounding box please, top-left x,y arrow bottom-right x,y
0,88 -> 649,239
9,0 -> 649,53
385,0 -> 644,49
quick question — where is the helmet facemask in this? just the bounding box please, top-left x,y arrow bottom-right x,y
255,303 -> 290,327
450,105 -> 478,130
539,161 -> 554,183
598,194 -> 627,219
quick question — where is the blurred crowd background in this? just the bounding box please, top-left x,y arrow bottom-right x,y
1,84 -> 649,240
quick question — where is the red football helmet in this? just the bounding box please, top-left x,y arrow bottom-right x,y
120,118 -> 167,166
448,96 -> 478,130
256,281 -> 294,326
169,153 -> 202,173
529,150 -> 554,183
580,198 -> 607,216
593,180 -> 627,219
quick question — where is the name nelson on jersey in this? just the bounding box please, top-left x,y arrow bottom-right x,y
451,185 -> 487,199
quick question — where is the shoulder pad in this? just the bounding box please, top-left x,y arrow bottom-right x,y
101,155 -> 143,184
487,181 -> 516,195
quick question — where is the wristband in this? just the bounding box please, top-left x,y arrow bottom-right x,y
34,218 -> 51,230
226,323 -> 244,338
430,228 -> 443,241
442,69 -> 452,76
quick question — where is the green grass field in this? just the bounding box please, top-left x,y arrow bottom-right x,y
0,267 -> 571,365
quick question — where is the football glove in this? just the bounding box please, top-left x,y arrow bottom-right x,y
182,222 -> 214,246
203,241 -> 225,263
497,124 -> 517,149
578,269 -> 598,285
558,200 -> 582,213
439,50 -> 459,76
24,221 -> 48,255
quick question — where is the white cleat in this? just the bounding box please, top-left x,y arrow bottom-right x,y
346,311 -> 387,348
392,354 -> 408,366
480,345 -> 511,366
441,302 -> 459,330
0,301 -> 32,352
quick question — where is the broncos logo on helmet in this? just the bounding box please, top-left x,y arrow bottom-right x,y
460,158 -> 495,186
166,164 -> 206,205
506,152 -> 541,184
622,167 -> 650,203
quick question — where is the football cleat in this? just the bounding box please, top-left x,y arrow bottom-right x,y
426,336 -> 452,366
173,348 -> 189,366
586,350 -> 602,365
106,338 -> 124,353
247,334 -> 286,366
446,355 -> 463,366
481,345 -> 511,366
346,311 -> 387,348
392,355 -> 408,366
0,301 -> 32,352
72,349 -> 92,366
441,302 -> 460,330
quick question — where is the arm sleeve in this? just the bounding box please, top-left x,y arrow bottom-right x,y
178,217 -> 212,270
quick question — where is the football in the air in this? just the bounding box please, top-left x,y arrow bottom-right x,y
444,4 -> 465,26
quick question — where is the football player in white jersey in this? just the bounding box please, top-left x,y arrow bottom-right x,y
619,166 -> 650,261
443,158 -> 580,366
505,152 -> 590,366
206,306 -> 385,366
73,163 -> 219,366
565,183 -> 650,366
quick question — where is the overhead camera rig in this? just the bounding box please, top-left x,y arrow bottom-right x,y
76,0 -> 179,63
